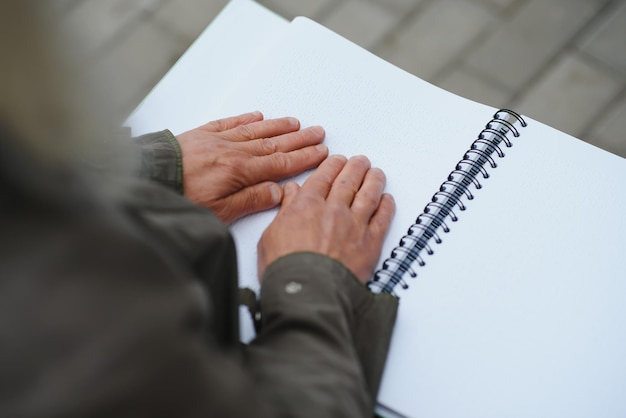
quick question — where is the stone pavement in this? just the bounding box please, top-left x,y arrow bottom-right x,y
59,0 -> 626,157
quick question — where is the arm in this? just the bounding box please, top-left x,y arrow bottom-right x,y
1,175 -> 395,418
130,131 -> 399,414
248,253 -> 398,416
1,114 -> 396,417
132,129 -> 184,194
128,148 -> 399,414
247,155 -> 398,416
134,111 -> 329,224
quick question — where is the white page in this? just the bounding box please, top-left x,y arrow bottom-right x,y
378,121 -> 626,418
125,0 -> 288,136
214,16 -> 626,418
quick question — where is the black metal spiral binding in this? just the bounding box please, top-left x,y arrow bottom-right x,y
369,109 -> 527,296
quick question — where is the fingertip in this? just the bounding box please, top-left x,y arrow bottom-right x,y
242,111 -> 264,124
282,182 -> 300,206
326,154 -> 348,172
310,125 -> 325,136
370,167 -> 385,178
352,154 -> 371,168
381,192 -> 395,207
330,154 -> 348,163
284,181 -> 299,195
287,117 -> 300,128
315,143 -> 328,154
382,193 -> 396,219
366,167 -> 386,188
372,193 -> 396,231
270,183 -> 283,204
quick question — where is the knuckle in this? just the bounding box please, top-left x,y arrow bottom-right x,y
220,158 -> 246,180
383,194 -> 396,212
236,124 -> 257,140
352,155 -> 371,169
328,202 -> 346,217
246,189 -> 265,210
362,192 -> 380,208
298,193 -> 318,208
328,155 -> 348,169
369,167 -> 386,182
269,152 -> 288,169
313,172 -> 332,187
259,137 -> 278,154
207,119 -> 227,132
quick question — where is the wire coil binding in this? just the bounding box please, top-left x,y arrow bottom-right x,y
369,109 -> 527,296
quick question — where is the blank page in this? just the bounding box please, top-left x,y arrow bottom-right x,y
217,17 -> 626,418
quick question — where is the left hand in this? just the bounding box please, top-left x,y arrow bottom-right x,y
176,111 -> 328,224
257,155 -> 395,283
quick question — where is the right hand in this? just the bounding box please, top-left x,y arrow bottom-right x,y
257,155 -> 395,284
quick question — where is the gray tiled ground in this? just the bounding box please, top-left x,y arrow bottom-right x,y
321,0 -> 400,50
515,53 -> 622,136
465,0 -> 607,91
377,0 -> 495,81
579,1 -> 626,74
63,0 -> 626,157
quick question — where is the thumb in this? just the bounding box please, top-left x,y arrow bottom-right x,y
222,182 -> 283,223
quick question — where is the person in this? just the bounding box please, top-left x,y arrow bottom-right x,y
0,3 -> 398,417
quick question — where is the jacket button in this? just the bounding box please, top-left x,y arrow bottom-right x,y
285,281 -> 303,294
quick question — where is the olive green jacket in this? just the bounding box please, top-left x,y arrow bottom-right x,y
0,129 -> 398,417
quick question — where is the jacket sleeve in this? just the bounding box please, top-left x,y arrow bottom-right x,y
246,252 -> 398,417
117,180 -> 398,417
131,129 -> 184,194
1,168 -> 398,418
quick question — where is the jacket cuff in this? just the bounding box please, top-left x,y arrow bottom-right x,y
260,252 -> 398,400
131,130 -> 183,194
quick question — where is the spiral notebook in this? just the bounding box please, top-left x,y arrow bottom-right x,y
127,1 -> 626,417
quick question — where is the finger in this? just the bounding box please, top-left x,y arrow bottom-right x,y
220,182 -> 283,224
299,154 -> 347,199
282,182 -> 300,208
246,144 -> 329,183
327,155 -> 371,205
351,167 -> 386,222
245,125 -> 325,156
222,117 -> 300,142
369,193 -> 396,239
201,111 -> 264,132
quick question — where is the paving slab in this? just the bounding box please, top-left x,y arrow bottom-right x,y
63,0 -> 163,53
376,0 -> 494,80
49,0 -> 82,13
436,67 -> 513,108
464,0 -> 608,92
89,20 -> 188,120
588,94 -> 626,157
257,0 -> 336,19
369,0 -> 423,14
514,53 -> 622,138
578,1 -> 626,75
321,0 -> 401,50
469,0 -> 519,13
152,0 -> 228,42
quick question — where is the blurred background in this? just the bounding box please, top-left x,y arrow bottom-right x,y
57,0 -> 626,157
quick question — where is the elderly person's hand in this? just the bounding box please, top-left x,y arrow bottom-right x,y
257,154 -> 395,283
176,111 -> 328,224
